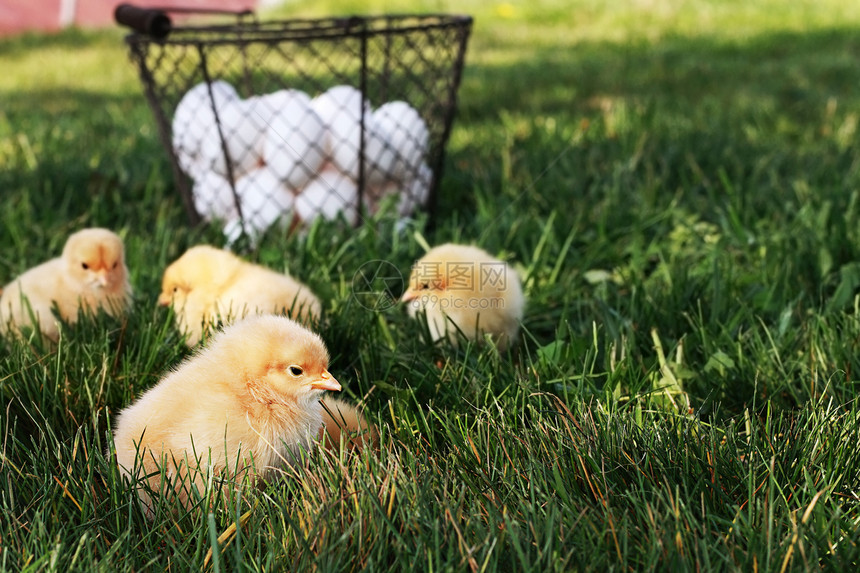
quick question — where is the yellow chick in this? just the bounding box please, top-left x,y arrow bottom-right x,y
401,243 -> 525,350
111,314 -> 342,519
319,397 -> 378,452
0,228 -> 132,341
158,245 -> 321,346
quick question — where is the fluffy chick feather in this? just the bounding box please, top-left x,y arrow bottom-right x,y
401,243 -> 525,350
158,245 -> 321,346
0,228 -> 132,341
111,314 -> 342,519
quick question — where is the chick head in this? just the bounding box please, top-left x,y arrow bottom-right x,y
400,243 -> 525,349
401,243 -> 502,307
211,314 -> 341,406
158,245 -> 241,307
62,228 -> 128,291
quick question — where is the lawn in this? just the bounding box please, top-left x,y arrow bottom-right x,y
2,0 -> 860,570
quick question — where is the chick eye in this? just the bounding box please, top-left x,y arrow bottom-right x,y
420,282 -> 429,290
112,262 -> 118,269
81,263 -> 89,270
288,366 -> 303,377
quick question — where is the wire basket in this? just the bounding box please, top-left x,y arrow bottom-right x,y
116,4 -> 473,243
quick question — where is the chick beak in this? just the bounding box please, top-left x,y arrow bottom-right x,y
157,293 -> 170,307
400,289 -> 418,303
96,271 -> 109,288
310,370 -> 342,392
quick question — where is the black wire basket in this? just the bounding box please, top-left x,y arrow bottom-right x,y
116,4 -> 472,242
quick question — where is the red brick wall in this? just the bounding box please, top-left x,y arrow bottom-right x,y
1,0 -> 64,34
1,0 -> 257,35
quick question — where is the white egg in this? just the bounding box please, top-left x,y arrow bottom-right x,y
172,88 -> 208,179
362,120 -> 400,186
362,161 -> 432,217
232,166 -> 296,239
398,161 -> 433,217
191,171 -> 238,222
372,100 -> 430,179
208,80 -> 239,103
222,98 -> 268,177
173,81 -> 241,178
177,152 -> 207,182
295,166 -> 359,226
311,85 -> 372,179
253,89 -> 313,125
247,89 -> 312,156
263,92 -> 327,190
197,96 -> 267,180
222,218 -> 247,247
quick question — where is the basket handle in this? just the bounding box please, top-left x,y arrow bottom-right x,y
114,4 -> 172,38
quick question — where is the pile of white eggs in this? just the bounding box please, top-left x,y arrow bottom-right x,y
171,81 -> 433,242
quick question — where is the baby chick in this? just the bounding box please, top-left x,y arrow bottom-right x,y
158,245 -> 321,346
111,314 -> 342,518
401,243 -> 525,350
0,228 -> 132,341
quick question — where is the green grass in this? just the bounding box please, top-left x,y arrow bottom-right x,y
3,0 -> 860,569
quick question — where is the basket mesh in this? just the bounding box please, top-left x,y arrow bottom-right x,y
123,12 -> 472,242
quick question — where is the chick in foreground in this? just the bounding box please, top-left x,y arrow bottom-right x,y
0,228 -> 132,341
401,243 -> 525,350
111,314 -> 342,518
158,245 -> 321,346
